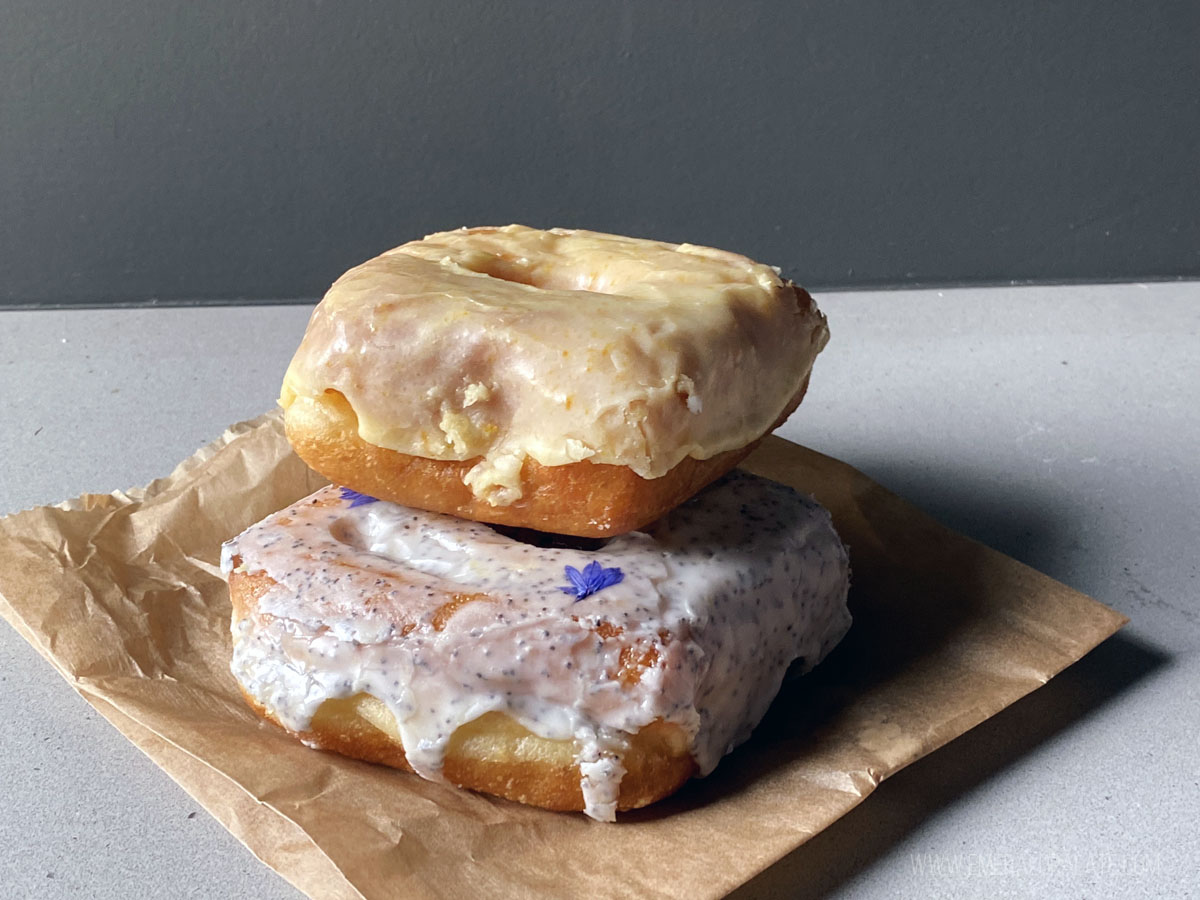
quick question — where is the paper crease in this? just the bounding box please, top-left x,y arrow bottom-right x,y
0,414 -> 1127,899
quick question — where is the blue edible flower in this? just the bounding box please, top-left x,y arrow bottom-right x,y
559,560 -> 624,600
339,487 -> 379,508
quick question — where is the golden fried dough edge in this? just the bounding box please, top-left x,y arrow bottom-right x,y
282,372 -> 809,538
229,570 -> 697,812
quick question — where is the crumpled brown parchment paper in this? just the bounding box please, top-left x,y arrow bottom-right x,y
0,411 -> 1126,899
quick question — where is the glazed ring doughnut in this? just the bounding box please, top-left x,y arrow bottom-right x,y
221,470 -> 851,820
280,225 -> 830,537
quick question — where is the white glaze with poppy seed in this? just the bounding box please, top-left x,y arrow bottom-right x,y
221,471 -> 851,821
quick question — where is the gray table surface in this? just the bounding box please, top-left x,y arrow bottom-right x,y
1,283 -> 1196,899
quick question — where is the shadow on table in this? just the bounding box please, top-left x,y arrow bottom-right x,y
846,456 -> 1106,588
728,630 -> 1165,900
726,457 -> 1170,899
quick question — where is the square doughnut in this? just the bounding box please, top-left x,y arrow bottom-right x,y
280,226 -> 830,536
222,470 -> 851,820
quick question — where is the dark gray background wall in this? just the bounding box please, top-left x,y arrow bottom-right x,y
2,1 -> 1197,306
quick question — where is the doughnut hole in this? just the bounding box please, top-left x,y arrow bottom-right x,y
454,246 -> 627,295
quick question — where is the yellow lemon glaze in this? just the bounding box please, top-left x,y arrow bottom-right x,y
281,225 -> 828,506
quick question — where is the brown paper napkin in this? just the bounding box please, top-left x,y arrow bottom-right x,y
0,412 -> 1126,899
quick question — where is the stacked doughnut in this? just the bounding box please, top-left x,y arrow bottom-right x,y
222,226 -> 851,821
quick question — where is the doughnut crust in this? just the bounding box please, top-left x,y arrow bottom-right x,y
283,377 -> 808,537
221,474 -> 851,820
280,226 -> 829,535
231,570 -> 696,813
